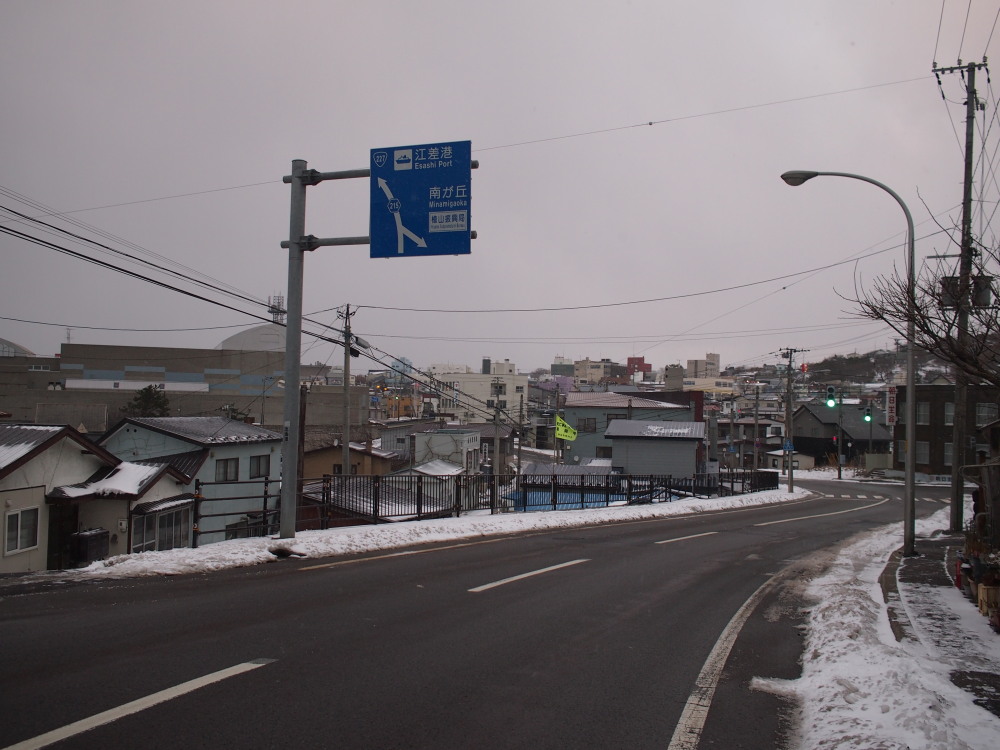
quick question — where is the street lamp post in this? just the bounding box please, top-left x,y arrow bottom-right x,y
780,170 -> 917,556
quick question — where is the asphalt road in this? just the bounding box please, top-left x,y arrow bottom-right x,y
0,480 -> 950,750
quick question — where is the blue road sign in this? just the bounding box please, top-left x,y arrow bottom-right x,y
369,140 -> 471,258
783,440 -> 794,451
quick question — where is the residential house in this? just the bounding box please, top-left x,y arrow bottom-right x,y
0,424 -> 189,572
99,417 -> 282,545
303,430 -> 401,477
792,402 -> 892,466
561,392 -> 692,461
604,420 -> 705,476
2,424 -> 122,572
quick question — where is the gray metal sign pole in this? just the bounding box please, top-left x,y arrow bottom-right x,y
277,158 -> 477,539
278,163 -> 371,539
279,160 -> 309,538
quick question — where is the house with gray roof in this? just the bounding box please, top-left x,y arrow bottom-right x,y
99,417 -> 282,545
0,424 -> 191,572
604,420 -> 705,476
561,392 -> 692,462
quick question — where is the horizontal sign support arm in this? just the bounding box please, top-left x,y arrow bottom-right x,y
281,230 -> 477,251
283,160 -> 478,185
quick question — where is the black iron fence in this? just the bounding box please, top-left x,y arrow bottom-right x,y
192,469 -> 780,541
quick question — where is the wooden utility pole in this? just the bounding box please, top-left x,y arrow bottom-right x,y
934,60 -> 985,532
779,348 -> 808,491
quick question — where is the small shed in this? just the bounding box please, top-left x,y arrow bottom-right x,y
604,420 -> 705,476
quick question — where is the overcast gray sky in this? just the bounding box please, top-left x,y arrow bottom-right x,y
2,1 -> 998,375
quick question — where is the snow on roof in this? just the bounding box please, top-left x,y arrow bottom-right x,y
412,459 -> 464,476
604,420 -> 706,439
0,425 -> 65,470
123,417 -> 281,445
58,462 -> 163,498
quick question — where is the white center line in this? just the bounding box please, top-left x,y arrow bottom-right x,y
655,531 -> 718,545
3,659 -> 275,750
469,559 -> 590,593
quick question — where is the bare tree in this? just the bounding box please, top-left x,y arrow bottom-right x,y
849,228 -> 1000,388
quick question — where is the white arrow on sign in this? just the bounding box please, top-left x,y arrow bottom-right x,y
378,177 -> 427,254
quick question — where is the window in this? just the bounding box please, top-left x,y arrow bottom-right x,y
606,414 -> 626,422
5,507 -> 39,554
249,454 -> 270,479
916,402 -> 930,425
916,441 -> 930,464
944,442 -> 953,466
215,457 -> 238,482
944,402 -> 954,426
486,399 -> 495,408
515,385 -> 524,393
579,418 -> 597,433
498,400 -> 507,409
131,508 -> 190,553
976,403 -> 999,427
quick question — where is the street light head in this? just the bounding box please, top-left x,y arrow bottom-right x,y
780,170 -> 819,187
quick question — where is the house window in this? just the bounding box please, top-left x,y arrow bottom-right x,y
515,385 -> 524,393
215,457 -> 239,482
916,402 -> 930,425
944,402 -> 954,426
579,418 -> 597,433
249,454 -> 270,479
5,507 -> 39,554
944,442 -> 952,466
131,508 -> 191,553
498,400 -> 507,409
606,414 -> 626,422
916,441 -> 930,464
976,403 -> 999,427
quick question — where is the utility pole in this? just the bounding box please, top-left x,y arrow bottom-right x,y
779,348 -> 808,491
752,385 -> 760,469
933,60 -> 986,532
517,394 -> 524,476
341,304 -> 354,477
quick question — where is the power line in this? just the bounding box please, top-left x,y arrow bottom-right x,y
348,229 -> 948,315
476,77 -> 930,152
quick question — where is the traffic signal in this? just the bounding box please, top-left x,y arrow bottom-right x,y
825,386 -> 837,408
864,407 -> 872,422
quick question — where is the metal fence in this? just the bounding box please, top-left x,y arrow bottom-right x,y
191,469 -> 780,541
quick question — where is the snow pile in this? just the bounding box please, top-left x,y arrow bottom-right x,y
78,487 -> 810,579
756,507 -> 1000,749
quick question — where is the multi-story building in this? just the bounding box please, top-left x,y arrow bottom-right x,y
686,353 -> 721,379
573,358 -> 627,384
419,362 -> 529,424
891,383 -> 1000,478
550,356 -> 575,378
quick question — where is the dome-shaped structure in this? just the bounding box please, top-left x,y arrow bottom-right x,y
0,337 -> 35,357
216,323 -> 286,352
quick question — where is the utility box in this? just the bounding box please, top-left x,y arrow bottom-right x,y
71,528 -> 110,567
